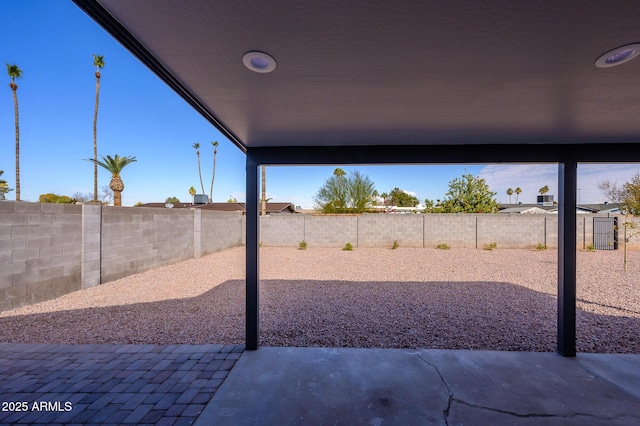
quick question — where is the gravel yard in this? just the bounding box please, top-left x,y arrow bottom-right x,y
0,246 -> 638,353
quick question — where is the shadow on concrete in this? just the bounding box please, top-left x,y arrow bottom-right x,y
0,280 -> 637,353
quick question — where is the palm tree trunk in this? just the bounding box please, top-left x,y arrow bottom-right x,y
11,83 -> 20,201
209,149 -> 217,202
113,190 -> 122,207
93,72 -> 101,203
261,165 -> 266,216
110,175 -> 125,207
197,152 -> 205,198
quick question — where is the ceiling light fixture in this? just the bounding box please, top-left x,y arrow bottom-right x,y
243,51 -> 276,73
595,44 -> 640,68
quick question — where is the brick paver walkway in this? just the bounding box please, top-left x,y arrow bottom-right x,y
0,343 -> 244,425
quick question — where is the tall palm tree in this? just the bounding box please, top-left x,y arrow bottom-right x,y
84,155 -> 136,206
261,165 -> 267,216
189,186 -> 196,204
209,141 -> 218,202
192,143 -> 206,196
506,188 -> 513,203
7,63 -> 22,200
92,54 -> 105,203
515,187 -> 522,203
539,185 -> 549,195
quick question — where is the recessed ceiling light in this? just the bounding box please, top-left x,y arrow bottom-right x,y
595,44 -> 640,68
243,51 -> 276,73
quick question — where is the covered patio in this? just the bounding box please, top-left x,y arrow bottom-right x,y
65,0 -> 640,422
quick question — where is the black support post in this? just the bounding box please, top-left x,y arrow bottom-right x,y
557,161 -> 577,357
246,152 -> 260,350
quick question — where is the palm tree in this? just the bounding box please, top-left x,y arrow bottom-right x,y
539,185 -> 549,195
209,141 -> 218,202
515,187 -> 522,203
261,165 -> 267,216
189,186 -> 196,204
84,155 -> 137,206
92,54 -> 105,203
192,143 -> 206,196
7,63 -> 22,200
506,188 -> 513,203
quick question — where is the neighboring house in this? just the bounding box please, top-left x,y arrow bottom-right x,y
575,203 -> 621,214
138,202 -> 297,215
498,203 -> 620,214
499,205 -> 551,214
368,204 -> 425,213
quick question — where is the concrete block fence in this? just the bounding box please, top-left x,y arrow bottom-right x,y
258,213 -> 639,250
2,201 -> 638,312
1,202 -> 83,313
1,203 -> 242,312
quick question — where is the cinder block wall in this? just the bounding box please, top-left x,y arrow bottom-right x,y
2,202 -> 637,312
305,215 -> 358,247
0,202 -> 83,311
260,215 -> 305,246
257,213 -> 636,250
358,215 -> 423,247
425,214 -> 477,248
476,214 -> 549,249
1,203 -> 245,312
200,211 -> 244,255
101,207 -> 195,282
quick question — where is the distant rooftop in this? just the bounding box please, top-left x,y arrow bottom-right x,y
138,202 -> 297,214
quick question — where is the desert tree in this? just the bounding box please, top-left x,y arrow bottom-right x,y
386,187 -> 419,207
438,173 -> 499,213
313,168 -> 375,213
0,170 -> 13,200
599,174 -> 640,271
73,185 -> 112,205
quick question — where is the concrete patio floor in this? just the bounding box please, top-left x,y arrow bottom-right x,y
1,343 -> 639,425
197,347 -> 640,426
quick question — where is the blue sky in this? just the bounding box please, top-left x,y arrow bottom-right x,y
2,2 -> 639,208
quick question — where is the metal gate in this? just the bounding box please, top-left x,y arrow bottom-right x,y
593,217 -> 618,250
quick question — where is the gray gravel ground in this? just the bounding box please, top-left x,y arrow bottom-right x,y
0,246 -> 638,353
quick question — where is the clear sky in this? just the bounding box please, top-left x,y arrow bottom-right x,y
2,1 -> 639,208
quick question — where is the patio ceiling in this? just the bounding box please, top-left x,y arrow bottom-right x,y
75,0 -> 640,154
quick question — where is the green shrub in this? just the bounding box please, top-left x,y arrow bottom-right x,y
38,193 -> 76,204
343,242 -> 354,251
536,243 -> 547,251
392,240 -> 399,249
299,240 -> 307,250
586,243 -> 596,252
436,243 -> 450,250
483,242 -> 497,251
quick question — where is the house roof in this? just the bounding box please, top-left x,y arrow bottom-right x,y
499,206 -> 551,214
74,1 -> 640,159
499,203 -> 620,213
138,202 -> 296,213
